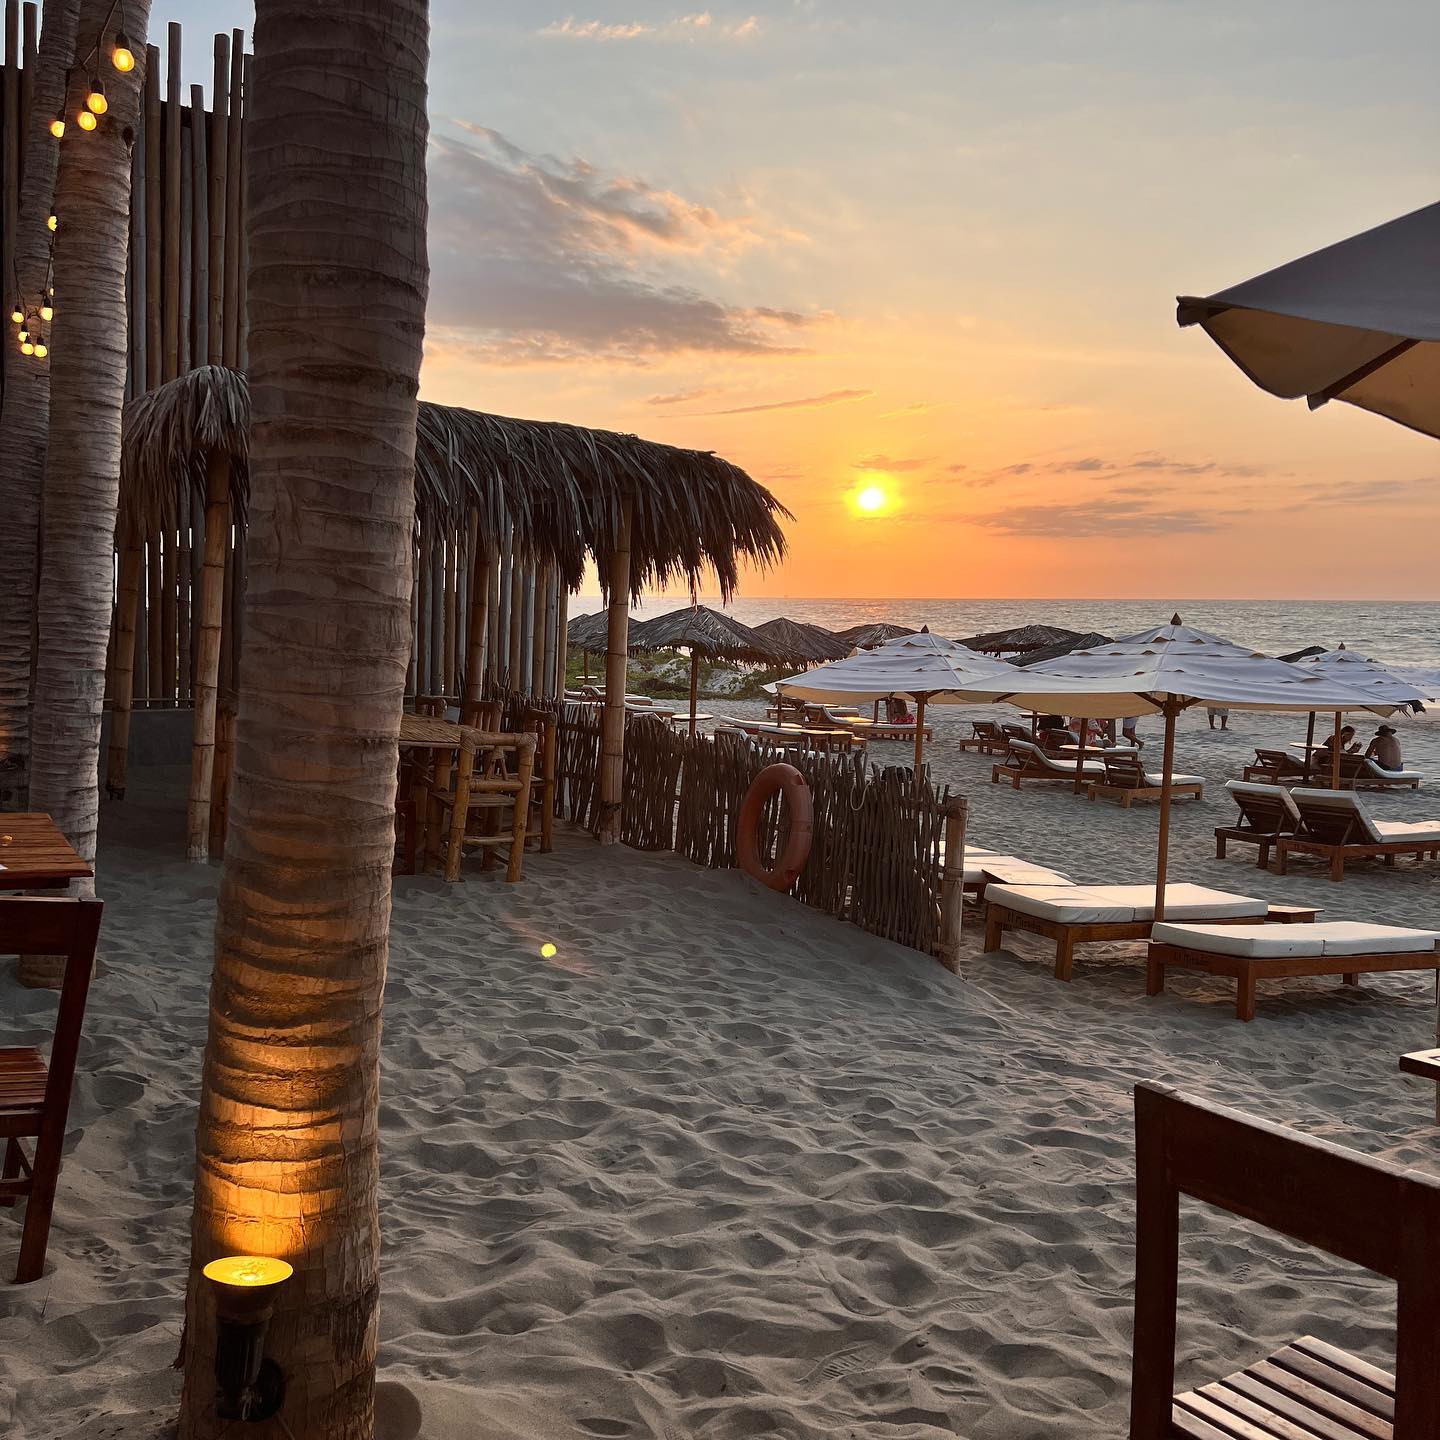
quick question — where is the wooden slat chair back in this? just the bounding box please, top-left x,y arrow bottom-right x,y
1295,801 -> 1367,847
1001,722 -> 1032,744
523,705 -> 558,853
1101,752 -> 1147,788
1130,1081 -> 1440,1438
1244,747 -> 1309,784
427,727 -> 537,882
1,897 -> 103,1283
1232,787 -> 1296,835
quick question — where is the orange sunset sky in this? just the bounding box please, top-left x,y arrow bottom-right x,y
176,1 -> 1440,598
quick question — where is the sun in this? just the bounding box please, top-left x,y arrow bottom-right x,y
855,485 -> 888,514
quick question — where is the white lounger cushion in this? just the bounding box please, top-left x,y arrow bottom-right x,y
1297,788 -> 1440,846
1360,757 -> 1423,781
1144,772 -> 1203,787
981,860 -> 1073,886
989,882 -> 1266,925
1152,920 -> 1440,958
1009,740 -> 1103,778
1225,780 -> 1303,824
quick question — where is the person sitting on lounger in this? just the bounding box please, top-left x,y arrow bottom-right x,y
1366,724 -> 1404,772
1068,717 -> 1104,746
887,697 -> 913,725
1316,724 -> 1361,759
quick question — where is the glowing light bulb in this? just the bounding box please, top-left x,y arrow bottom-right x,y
21,340 -> 34,355
10,306 -> 22,324
540,942 -> 558,959
112,35 -> 135,72
203,1256 -> 294,1291
49,112 -> 65,139
46,213 -> 57,231
77,110 -> 96,132
17,328 -> 27,343
33,342 -> 46,358
40,304 -> 52,321
85,79 -> 107,115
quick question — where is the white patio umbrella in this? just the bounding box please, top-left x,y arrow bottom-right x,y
1177,202 -> 1440,439
986,618 -> 1392,918
775,629 -> 1019,770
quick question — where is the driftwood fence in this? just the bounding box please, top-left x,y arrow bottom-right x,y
541,702 -> 968,968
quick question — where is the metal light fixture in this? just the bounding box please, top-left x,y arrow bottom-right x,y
202,1255 -> 293,1424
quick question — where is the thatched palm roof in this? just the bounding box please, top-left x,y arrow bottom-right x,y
121,367 -> 790,599
1015,631 -> 1113,666
567,609 -> 618,654
627,605 -> 780,665
119,364 -> 248,536
835,622 -> 916,650
752,616 -> 849,664
960,623 -> 1084,655
1279,644 -> 1327,663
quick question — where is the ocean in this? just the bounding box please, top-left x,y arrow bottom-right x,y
572,597 -> 1440,668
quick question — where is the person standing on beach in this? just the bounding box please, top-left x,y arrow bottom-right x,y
1206,707 -> 1229,730
1122,716 -> 1143,748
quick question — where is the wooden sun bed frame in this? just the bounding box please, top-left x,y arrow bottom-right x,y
1128,1082 -> 1440,1438
1242,747 -> 1311,785
991,741 -> 1101,791
1275,799 -> 1440,883
984,900 -> 1319,983
1334,750 -> 1423,790
957,720 -> 1009,755
1214,786 -> 1297,869
1086,752 -> 1202,809
1147,935 -> 1440,1021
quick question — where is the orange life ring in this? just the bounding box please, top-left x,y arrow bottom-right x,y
738,763 -> 814,892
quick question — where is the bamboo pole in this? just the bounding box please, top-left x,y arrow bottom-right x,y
237,51 -> 250,372
146,533 -> 163,701
555,585 -> 569,697
105,541 -> 144,799
688,651 -> 699,736
18,1 -> 33,151
189,83 -> 208,369
1073,716 -> 1087,795
1304,710 -> 1316,784
429,529 -> 444,695
163,21 -> 181,380
520,565 -> 536,693
187,454 -> 230,861
416,527 -> 431,696
507,554 -> 523,687
405,530 -> 418,696
463,524 -> 489,706
485,552 -> 500,688
598,500 -> 632,845
1153,700 -> 1180,923
443,527 -> 458,696
3,1 -> 17,312
129,118 -> 145,392
143,45 -> 161,390
222,29 -> 242,368
206,33 -> 227,366
1330,711 -> 1343,789
496,522 -> 512,675
533,561 -> 551,700
209,701 -> 234,854
913,696 -> 928,775
936,794 -> 969,973
178,104 -> 193,377
542,567 -> 559,696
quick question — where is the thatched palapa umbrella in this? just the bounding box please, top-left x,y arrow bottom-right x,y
752,616 -> 850,666
960,623 -> 1084,657
835,621 -> 916,650
628,605 -> 781,734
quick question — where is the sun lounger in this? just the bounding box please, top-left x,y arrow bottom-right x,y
991,739 -> 1103,790
1147,919 -> 1440,1019
957,847 -> 1073,901
1276,788 -> 1440,881
1333,750 -> 1423,790
957,720 -> 1009,755
983,882 -> 1317,981
1128,1082 -> 1440,1439
1086,751 -> 1203,808
1215,779 -> 1301,868
1241,746 -> 1310,785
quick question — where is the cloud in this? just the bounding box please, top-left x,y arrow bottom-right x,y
853,453 -> 931,472
880,401 -> 948,419
971,452 -> 1272,488
540,13 -> 761,42
645,386 -> 722,406
970,501 -> 1227,539
427,125 -> 813,364
688,388 -> 874,416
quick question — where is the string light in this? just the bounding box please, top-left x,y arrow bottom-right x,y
40,302 -> 52,321
9,305 -> 21,324
20,338 -> 33,355
17,327 -> 27,343
33,341 -> 46,358
111,33 -> 135,73
49,110 -> 65,139
85,76 -> 107,115
76,109 -> 96,132
46,213 -> 57,232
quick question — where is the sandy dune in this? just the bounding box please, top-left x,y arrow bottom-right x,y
3,709 -> 1439,1437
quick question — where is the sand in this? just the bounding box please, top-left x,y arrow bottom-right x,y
3,703 -> 1440,1439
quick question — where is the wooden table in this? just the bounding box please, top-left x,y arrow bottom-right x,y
397,715 -> 470,873
0,814 -> 92,891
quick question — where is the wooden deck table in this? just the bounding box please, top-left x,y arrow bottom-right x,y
0,814 -> 92,891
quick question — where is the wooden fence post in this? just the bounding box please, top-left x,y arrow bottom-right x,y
598,498 -> 632,845
936,794 -> 968,973
105,540 -> 145,798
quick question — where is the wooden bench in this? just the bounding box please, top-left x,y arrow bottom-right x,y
1147,920 -> 1440,1020
983,884 -> 1318,982
1087,752 -> 1203,808
1,897 -> 102,1283
1129,1081 -> 1440,1438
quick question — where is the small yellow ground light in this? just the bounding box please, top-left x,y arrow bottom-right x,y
203,1255 -> 294,1291
540,942 -> 558,959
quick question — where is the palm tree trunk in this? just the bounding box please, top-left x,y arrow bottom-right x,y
0,0 -> 82,807
178,4 -> 430,1438
27,0 -> 153,871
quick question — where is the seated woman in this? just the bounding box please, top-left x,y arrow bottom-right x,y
886,696 -> 914,725
1315,723 -> 1361,758
1068,716 -> 1106,747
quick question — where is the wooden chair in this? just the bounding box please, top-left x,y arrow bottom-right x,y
427,727 -> 537,882
1087,752 -> 1203,809
1129,1080 -> 1440,1437
523,705 -> 557,853
1243,747 -> 1310,785
958,720 -> 1009,755
1277,789 -> 1440,883
1,897 -> 103,1284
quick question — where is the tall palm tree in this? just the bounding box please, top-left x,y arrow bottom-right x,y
0,0 -> 83,807
178,3 -> 430,1437
27,0 -> 152,864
